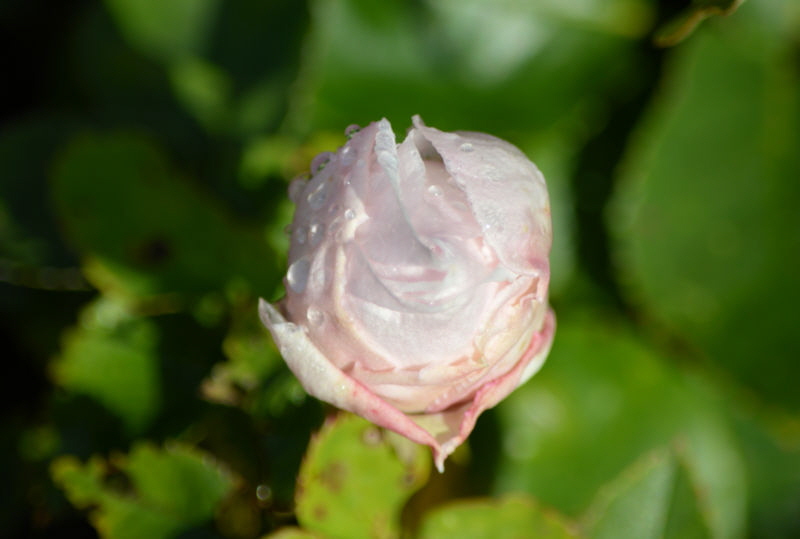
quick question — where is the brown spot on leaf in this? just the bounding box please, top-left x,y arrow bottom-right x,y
318,460 -> 346,493
361,426 -> 383,446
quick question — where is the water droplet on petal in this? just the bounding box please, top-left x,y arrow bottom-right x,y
310,152 -> 334,174
344,208 -> 356,220
344,124 -> 361,138
460,142 -> 474,152
308,222 -> 325,246
286,258 -> 310,293
340,145 -> 355,166
288,177 -> 307,203
427,185 -> 443,198
306,307 -> 324,326
292,226 -> 307,245
307,181 -> 329,209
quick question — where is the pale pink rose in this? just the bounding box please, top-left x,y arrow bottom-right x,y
259,116 -> 555,471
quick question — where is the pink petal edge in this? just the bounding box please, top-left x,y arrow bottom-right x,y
259,298 -> 556,472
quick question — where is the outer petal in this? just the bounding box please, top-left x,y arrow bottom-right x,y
411,115 -> 551,277
411,308 -> 555,470
260,299 -> 444,467
259,298 -> 555,472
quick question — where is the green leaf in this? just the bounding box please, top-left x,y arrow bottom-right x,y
295,413 -> 430,539
265,528 -> 323,539
51,296 -> 161,433
124,443 -> 233,523
731,407 -> 800,537
418,494 -> 579,539
50,455 -> 107,509
287,0 -> 651,136
654,0 -> 746,47
51,442 -> 234,539
202,307 -> 306,417
493,312 -> 747,539
583,449 -> 710,539
51,133 -> 278,301
168,57 -> 233,133
611,0 -> 800,409
103,0 -> 220,62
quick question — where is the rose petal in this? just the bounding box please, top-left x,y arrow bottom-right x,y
411,115 -> 551,277
260,299 -> 555,472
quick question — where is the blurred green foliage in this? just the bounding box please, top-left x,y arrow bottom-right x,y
51,442 -> 233,539
418,494 -> 578,539
1,0 -> 799,537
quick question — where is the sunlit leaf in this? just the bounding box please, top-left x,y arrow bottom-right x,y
265,527 -> 322,539
51,296 -> 161,433
287,0 -> 651,136
103,0 -> 220,62
611,0 -> 800,409
296,413 -> 430,539
51,133 -> 278,302
418,494 -> 579,539
654,0 -> 746,47
168,57 -> 232,133
493,312 -> 747,538
583,448 -> 710,539
51,442 -> 234,539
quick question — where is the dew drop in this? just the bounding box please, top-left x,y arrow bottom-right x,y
344,124 -> 361,138
308,222 -> 325,246
306,307 -> 324,326
460,142 -> 474,152
340,145 -> 355,166
427,185 -> 443,198
255,484 -> 272,502
344,208 -> 356,220
292,226 -> 307,245
288,177 -> 307,203
286,258 -> 310,293
310,152 -> 334,174
307,181 -> 329,209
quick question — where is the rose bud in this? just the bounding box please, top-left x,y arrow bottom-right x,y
259,116 -> 555,471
